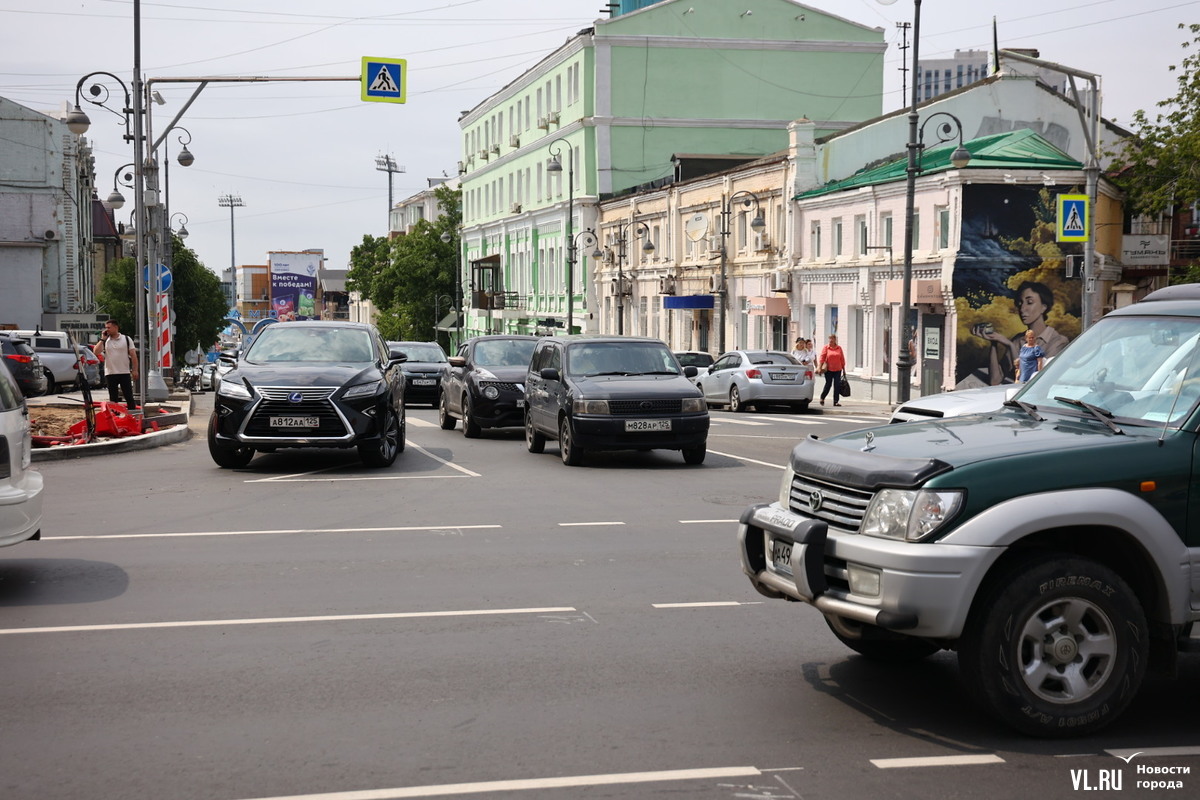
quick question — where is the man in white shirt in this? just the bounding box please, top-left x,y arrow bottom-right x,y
93,319 -> 139,409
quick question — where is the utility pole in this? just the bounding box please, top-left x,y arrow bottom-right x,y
896,21 -> 911,107
218,194 -> 244,312
375,154 -> 405,228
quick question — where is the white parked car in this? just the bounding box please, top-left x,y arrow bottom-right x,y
889,384 -> 1015,423
697,350 -> 814,412
0,363 -> 43,547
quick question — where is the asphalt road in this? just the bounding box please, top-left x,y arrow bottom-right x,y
2,398 -> 1197,800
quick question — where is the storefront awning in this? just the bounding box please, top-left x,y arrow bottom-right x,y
664,295 -> 715,310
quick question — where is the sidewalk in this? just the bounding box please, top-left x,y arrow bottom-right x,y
27,388 -> 195,462
811,396 -> 894,418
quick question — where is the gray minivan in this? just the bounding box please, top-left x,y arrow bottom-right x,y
524,335 -> 709,466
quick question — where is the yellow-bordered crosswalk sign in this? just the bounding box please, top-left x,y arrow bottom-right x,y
362,57 -> 406,104
1057,194 -> 1089,242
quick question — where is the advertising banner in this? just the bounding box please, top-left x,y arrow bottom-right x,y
269,252 -> 320,321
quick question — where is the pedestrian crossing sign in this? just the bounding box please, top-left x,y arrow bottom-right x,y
1057,194 -> 1089,242
361,57 -> 406,104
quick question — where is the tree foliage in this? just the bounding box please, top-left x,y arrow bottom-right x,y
347,186 -> 462,343
1110,23 -> 1200,217
95,236 -> 230,357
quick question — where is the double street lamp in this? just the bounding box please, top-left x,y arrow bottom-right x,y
880,0 -> 971,402
609,221 -> 654,335
717,191 -> 766,355
545,138 -> 577,333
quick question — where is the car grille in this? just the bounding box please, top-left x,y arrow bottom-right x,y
481,381 -> 522,393
609,399 -> 682,415
786,475 -> 873,533
243,386 -> 348,438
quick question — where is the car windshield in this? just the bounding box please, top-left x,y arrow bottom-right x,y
744,352 -> 798,366
473,338 -> 537,367
392,344 -> 446,363
567,342 -> 681,377
1017,315 -> 1200,427
245,326 -> 375,364
676,352 -> 713,368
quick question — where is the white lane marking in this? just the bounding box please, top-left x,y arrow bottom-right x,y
751,417 -> 822,425
1107,746 -> 1200,760
652,601 -> 755,608
871,754 -> 1005,769
0,606 -> 577,636
47,525 -> 503,541
235,766 -> 763,800
713,418 -> 771,426
407,417 -> 437,427
707,449 -> 787,469
679,519 -> 739,524
558,521 -> 625,527
245,442 -> 481,483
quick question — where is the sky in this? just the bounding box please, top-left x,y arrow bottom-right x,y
1,0 -> 1194,278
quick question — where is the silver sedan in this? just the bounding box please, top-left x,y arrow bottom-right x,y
696,350 -> 814,412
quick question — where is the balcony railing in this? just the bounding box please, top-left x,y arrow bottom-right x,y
471,290 -> 523,310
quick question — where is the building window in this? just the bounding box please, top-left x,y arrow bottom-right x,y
810,220 -> 821,260
855,215 -> 868,256
881,212 -> 893,251
834,218 -> 843,257
852,306 -> 864,368
738,298 -> 749,349
937,206 -> 951,250
911,211 -> 920,252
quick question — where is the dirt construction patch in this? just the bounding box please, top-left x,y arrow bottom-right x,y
28,403 -> 183,440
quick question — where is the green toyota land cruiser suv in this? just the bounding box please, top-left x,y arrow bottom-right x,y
739,284 -> 1200,737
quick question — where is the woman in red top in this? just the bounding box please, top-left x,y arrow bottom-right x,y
818,334 -> 846,406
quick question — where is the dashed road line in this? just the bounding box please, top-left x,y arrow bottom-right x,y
652,601 -> 760,608
871,754 -> 1005,769
47,525 -> 502,541
245,442 -> 481,483
706,449 -> 787,469
558,521 -> 626,527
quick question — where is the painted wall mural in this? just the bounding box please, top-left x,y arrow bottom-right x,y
954,184 -> 1083,388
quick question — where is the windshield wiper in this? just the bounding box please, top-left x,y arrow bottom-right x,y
1054,395 -> 1124,434
1003,398 -> 1045,421
584,371 -> 632,377
630,370 -> 680,376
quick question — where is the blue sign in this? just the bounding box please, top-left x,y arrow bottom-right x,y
143,262 -> 173,292
361,57 -> 407,104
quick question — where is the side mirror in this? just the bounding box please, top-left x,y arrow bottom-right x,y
448,356 -> 466,368
219,354 -> 237,364
388,348 -> 408,363
683,365 -> 698,378
707,364 -> 717,373
539,367 -> 560,381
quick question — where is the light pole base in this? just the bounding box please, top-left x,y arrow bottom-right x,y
147,369 -> 170,402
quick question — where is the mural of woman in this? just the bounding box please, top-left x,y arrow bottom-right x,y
974,280 -> 1070,384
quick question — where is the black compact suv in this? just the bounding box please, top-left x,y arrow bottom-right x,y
208,321 -> 406,469
523,335 -> 708,466
439,335 -> 538,437
388,341 -> 448,407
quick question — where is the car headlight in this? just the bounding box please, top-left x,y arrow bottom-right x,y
573,398 -> 610,414
344,380 -> 384,399
778,463 -> 796,508
482,384 -> 500,400
681,397 -> 705,413
217,380 -> 251,400
860,488 -> 963,542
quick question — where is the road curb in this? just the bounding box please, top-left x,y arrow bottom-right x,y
30,398 -> 193,463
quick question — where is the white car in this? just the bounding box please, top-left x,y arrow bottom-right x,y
0,363 -> 43,546
889,384 -> 1015,423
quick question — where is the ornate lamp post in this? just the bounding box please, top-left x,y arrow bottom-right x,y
545,138 -> 576,333
607,221 -> 654,335
170,213 -> 189,240
717,191 -> 765,354
440,229 -> 463,347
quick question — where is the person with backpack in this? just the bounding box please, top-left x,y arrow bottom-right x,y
93,319 -> 139,409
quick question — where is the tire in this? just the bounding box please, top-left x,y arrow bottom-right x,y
793,400 -> 811,413
438,391 -> 456,430
358,405 -> 403,467
559,416 -> 584,466
825,615 -> 940,662
42,368 -> 56,394
957,553 -> 1148,738
207,412 -> 255,468
525,411 -> 545,454
461,394 -> 481,438
729,385 -> 745,412
682,445 -> 706,465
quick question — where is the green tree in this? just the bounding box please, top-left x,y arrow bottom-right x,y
347,185 -> 462,344
94,236 -> 230,360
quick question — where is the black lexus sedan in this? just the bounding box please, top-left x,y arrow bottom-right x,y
208,321 -> 406,469
387,341 -> 448,407
439,335 -> 538,437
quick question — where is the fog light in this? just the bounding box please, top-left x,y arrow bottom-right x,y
847,564 -> 881,597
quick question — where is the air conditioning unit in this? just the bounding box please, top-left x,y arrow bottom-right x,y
709,275 -> 724,294
547,110 -> 560,125
478,149 -> 489,160
536,116 -> 549,130
612,277 -> 632,296
706,234 -> 723,255
456,160 -> 465,174
490,144 -> 500,155
658,276 -> 676,295
43,229 -> 58,241
510,203 -> 522,214
509,134 -> 521,148
754,232 -> 771,251
770,270 -> 792,293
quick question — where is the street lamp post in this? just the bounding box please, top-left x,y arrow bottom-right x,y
433,294 -> 453,345
607,221 -> 654,336
440,229 -> 463,348
545,138 -> 576,333
717,191 -> 766,355
217,194 -> 245,312
376,154 -> 405,227
882,0 -> 972,402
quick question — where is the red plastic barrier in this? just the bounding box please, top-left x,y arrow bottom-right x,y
67,402 -> 142,438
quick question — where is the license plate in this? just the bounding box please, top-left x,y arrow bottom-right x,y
412,378 -> 436,386
769,536 -> 793,575
517,398 -> 525,408
269,416 -> 319,428
769,372 -> 796,380
625,419 -> 671,432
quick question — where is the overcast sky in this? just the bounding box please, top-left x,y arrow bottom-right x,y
1,0 -> 1192,278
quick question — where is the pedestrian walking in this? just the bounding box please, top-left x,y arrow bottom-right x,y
93,319 -> 139,409
818,334 -> 846,406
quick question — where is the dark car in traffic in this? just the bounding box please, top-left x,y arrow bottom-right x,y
439,335 -> 538,437
524,336 -> 709,465
208,321 -> 406,469
1,334 -> 48,398
387,341 -> 448,407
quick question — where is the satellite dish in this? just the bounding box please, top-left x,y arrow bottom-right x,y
684,213 -> 709,242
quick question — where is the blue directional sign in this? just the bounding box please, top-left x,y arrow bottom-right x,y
1057,194 -> 1089,243
361,57 -> 406,104
142,262 -> 172,292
